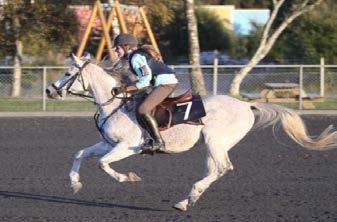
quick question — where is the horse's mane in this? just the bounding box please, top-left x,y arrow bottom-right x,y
96,58 -> 135,85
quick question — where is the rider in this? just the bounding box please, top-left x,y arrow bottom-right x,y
111,33 -> 178,152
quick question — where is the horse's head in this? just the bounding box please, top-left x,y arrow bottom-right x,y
46,54 -> 92,100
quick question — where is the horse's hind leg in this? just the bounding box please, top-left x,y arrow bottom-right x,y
70,142 -> 111,194
174,130 -> 237,211
174,105 -> 255,211
174,149 -> 233,211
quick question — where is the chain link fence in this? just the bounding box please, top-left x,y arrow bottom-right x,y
0,64 -> 336,112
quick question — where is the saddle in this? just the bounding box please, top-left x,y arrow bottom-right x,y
149,91 -> 206,131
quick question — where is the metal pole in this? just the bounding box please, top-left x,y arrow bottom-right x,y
76,3 -> 98,57
213,51 -> 218,95
299,65 -> 303,110
42,67 -> 47,111
96,5 -> 115,61
96,0 -> 116,60
320,57 -> 325,97
139,7 -> 160,54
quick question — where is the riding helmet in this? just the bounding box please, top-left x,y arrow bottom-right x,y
113,33 -> 138,47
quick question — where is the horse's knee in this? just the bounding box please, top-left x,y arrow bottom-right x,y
98,159 -> 106,170
98,159 -> 108,170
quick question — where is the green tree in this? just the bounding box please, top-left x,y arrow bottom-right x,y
0,1 -> 77,65
276,0 -> 337,64
234,24 -> 290,63
117,1 -> 235,62
196,8 -> 235,54
155,4 -> 236,62
229,0 -> 324,97
0,0 -> 77,96
198,0 -> 271,8
185,0 -> 206,95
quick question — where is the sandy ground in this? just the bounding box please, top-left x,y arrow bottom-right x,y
0,116 -> 337,222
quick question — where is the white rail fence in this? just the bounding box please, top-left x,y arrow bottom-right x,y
0,64 -> 336,111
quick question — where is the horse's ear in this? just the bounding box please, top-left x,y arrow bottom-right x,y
71,53 -> 82,65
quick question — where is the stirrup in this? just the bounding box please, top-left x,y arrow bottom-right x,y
142,139 -> 165,152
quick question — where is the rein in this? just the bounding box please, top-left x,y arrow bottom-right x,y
94,92 -> 133,145
66,61 -> 132,107
59,59 -> 134,146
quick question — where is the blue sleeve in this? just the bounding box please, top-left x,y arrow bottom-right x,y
130,54 -> 152,89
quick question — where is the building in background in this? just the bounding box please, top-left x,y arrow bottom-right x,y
200,5 -> 270,36
233,9 -> 270,35
72,5 -> 103,44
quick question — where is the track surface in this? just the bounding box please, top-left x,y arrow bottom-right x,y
1,116 -> 337,222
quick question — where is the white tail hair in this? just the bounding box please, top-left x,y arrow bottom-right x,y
251,102 -> 337,150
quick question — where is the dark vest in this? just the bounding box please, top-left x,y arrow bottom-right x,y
128,49 -> 175,82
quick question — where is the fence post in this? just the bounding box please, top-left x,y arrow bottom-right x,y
299,65 -> 303,110
42,67 -> 47,111
213,51 -> 218,95
320,57 -> 325,97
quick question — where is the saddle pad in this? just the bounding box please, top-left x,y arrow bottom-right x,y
155,94 -> 206,130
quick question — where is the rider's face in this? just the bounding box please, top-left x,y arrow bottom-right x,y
115,46 -> 126,58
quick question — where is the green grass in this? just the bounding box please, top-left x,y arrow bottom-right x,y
0,97 -> 336,112
240,97 -> 337,110
312,99 -> 337,109
0,98 -> 96,112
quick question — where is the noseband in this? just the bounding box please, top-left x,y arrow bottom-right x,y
51,61 -> 90,98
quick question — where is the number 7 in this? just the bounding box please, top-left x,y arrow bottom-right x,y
177,101 -> 193,120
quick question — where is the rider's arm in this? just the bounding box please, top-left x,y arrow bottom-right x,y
130,54 -> 152,89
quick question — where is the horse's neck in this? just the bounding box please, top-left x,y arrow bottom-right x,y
85,64 -> 122,116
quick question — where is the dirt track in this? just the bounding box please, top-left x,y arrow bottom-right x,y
1,116 -> 337,222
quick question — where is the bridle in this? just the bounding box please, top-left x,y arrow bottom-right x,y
51,61 -> 91,99
52,59 -> 134,145
52,60 -> 131,106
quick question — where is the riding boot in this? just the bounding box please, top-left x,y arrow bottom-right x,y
139,113 -> 165,152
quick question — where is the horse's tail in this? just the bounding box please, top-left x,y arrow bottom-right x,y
251,102 -> 337,150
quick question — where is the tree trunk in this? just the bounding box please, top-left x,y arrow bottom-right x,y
229,0 -> 324,97
11,39 -> 23,97
185,0 -> 206,95
230,43 -> 272,96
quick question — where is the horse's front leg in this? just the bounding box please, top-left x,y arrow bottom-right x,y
70,142 -> 112,194
99,141 -> 142,182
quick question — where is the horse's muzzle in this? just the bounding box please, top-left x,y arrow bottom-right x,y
45,87 -> 53,99
45,85 -> 60,99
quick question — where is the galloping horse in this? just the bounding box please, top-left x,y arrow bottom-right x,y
46,55 -> 337,211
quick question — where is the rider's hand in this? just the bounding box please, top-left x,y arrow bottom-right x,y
111,86 -> 126,95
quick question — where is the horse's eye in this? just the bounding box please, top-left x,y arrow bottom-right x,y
65,72 -> 71,76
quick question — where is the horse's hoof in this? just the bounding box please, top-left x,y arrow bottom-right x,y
173,200 -> 188,211
128,172 -> 142,182
71,182 -> 83,194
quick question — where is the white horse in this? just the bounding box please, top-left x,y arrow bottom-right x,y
46,55 -> 337,211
